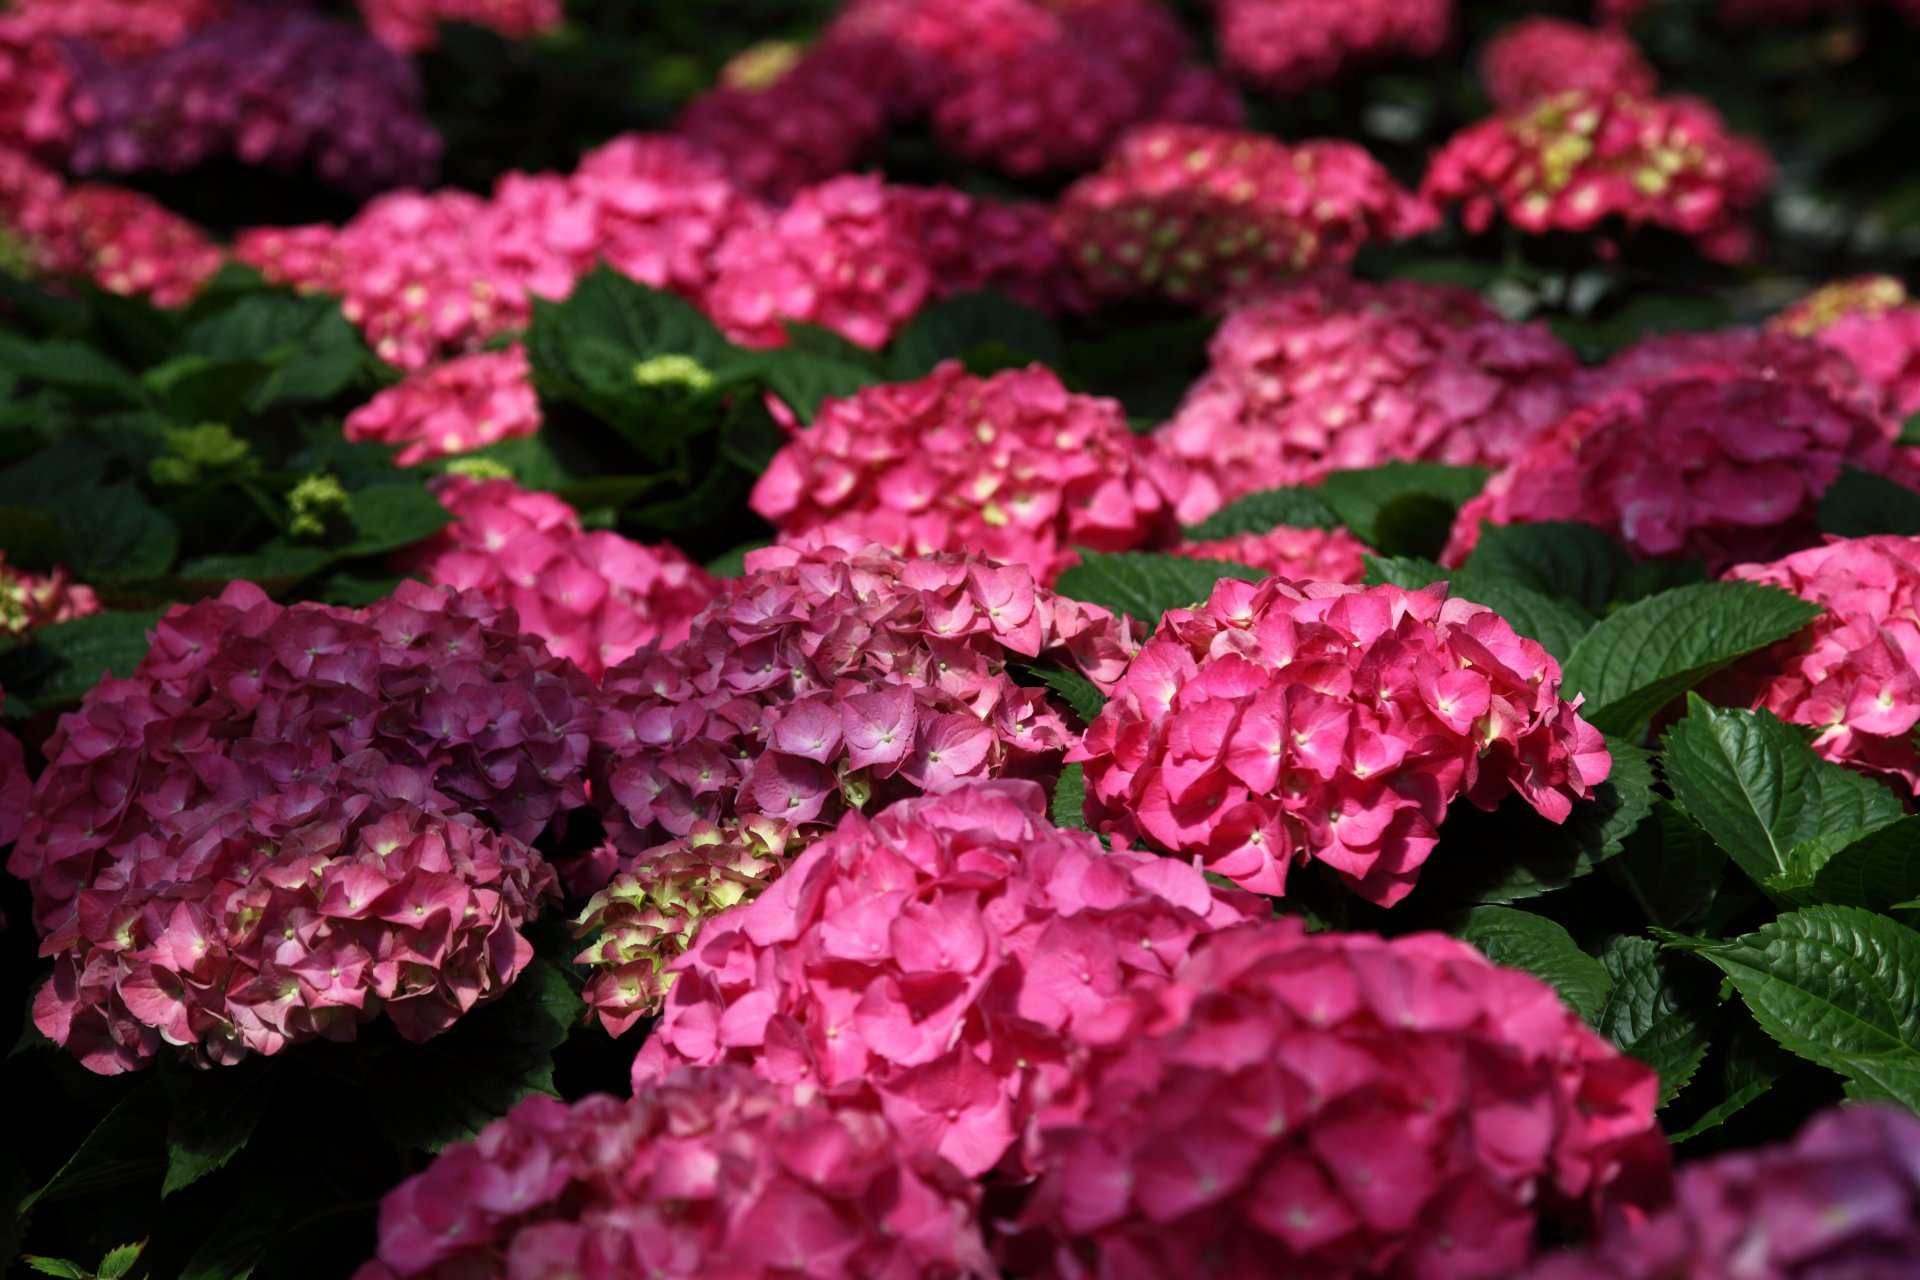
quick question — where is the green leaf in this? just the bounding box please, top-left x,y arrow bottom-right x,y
340,482 -> 451,556
889,292 -> 1065,380
1052,762 -> 1092,834
1021,664 -> 1108,725
1183,486 -> 1342,541
20,1084 -> 169,1212
737,323 -> 879,423
96,1241 -> 147,1280
143,354 -> 273,423
703,540 -> 770,578
1452,906 -> 1612,1018
1461,522 -> 1635,613
160,1058 -> 275,1197
1666,1026 -> 1788,1143
1817,466 -> 1920,538
0,506 -> 72,573
1052,550 -> 1264,631
0,337 -> 147,406
182,292 -> 368,409
21,1259 -> 91,1278
358,958 -> 581,1152
0,435 -> 108,508
1613,799 -> 1727,931
1813,816 -> 1920,910
1899,411 -> 1920,449
1362,555 -> 1593,663
1597,935 -> 1715,1106
1660,698 -> 1904,899
175,545 -> 335,594
1690,905 -> 1920,1110
1559,582 -> 1822,737
3,610 -> 164,710
556,266 -> 729,373
48,482 -> 178,579
1314,463 -> 1489,556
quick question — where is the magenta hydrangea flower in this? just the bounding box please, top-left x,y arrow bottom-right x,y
1155,274 -> 1577,523
586,531 -> 1137,876
1525,1104 -> 1920,1280
355,0 -> 563,53
31,760 -> 559,1073
1173,524 -> 1373,585
632,782 -> 1265,1178
894,185 -> 1086,318
1009,919 -> 1672,1279
2,551 -> 102,637
1055,124 -> 1437,308
1446,331 -> 1904,570
1070,576 -> 1610,905
65,8 -> 441,197
8,580 -> 597,939
1214,0 -> 1454,97
343,347 -> 542,465
1423,89 -> 1774,263
751,362 -> 1178,584
1715,535 -> 1920,792
1480,17 -> 1657,113
1771,276 -> 1920,420
2,0 -> 220,61
0,15 -> 85,163
353,1067 -> 994,1280
402,475 -> 720,681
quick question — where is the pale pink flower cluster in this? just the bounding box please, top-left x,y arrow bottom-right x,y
1480,17 -> 1657,113
631,783 -> 1266,1177
1,553 -> 103,637
1173,524 -> 1373,584
1013,920 -> 1671,1279
1422,89 -> 1775,263
343,347 -> 542,465
1719,535 -> 1920,792
1156,274 -> 1576,523
355,0 -> 564,53
1446,331 -> 1902,569
31,760 -> 558,1074
750,362 -> 1177,584
352,1068 -> 995,1280
1055,124 -> 1437,307
1071,577 -> 1610,905
401,475 -> 719,681
1771,275 -> 1920,420
1214,0 -> 1454,97
1526,1104 -> 1920,1280
586,532 -> 1136,876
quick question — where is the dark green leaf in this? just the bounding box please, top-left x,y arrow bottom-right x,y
95,1241 -> 147,1280
1813,816 -> 1920,910
889,292 -> 1065,380
1183,486 -> 1342,541
1314,463 -> 1489,555
1597,935 -> 1715,1106
1899,411 -> 1920,449
1817,466 -> 1920,538
161,1058 -> 276,1197
1052,762 -> 1092,834
1022,664 -> 1108,725
341,482 -> 452,556
20,1084 -> 169,1211
176,545 -> 336,594
143,354 -> 274,423
6,610 -> 164,710
182,293 -> 368,410
1452,907 -> 1612,1018
703,540 -> 770,578
0,435 -> 107,508
0,338 -> 147,406
1052,550 -> 1264,631
49,482 -> 178,579
1462,522 -> 1635,613
1613,799 -> 1728,932
21,1259 -> 90,1278
0,506 -> 71,573
552,473 -> 672,514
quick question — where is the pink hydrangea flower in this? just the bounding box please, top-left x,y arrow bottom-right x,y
632,783 -> 1266,1178
2,0 -> 221,61
894,185 -> 1086,318
1480,18 -> 1657,113
1771,276 -> 1920,420
1716,535 -> 1920,792
1173,524 -> 1373,584
8,580 -> 597,939
344,347 -> 542,465
1010,919 -> 1672,1279
1155,274 -> 1577,523
585,531 -> 1137,878
1055,124 -> 1437,307
1423,89 -> 1774,264
2,552 -> 103,636
1525,1104 -> 1920,1280
1446,331 -> 1903,570
356,0 -> 563,53
1215,0 -> 1453,97
0,16 -> 86,162
353,1067 -> 994,1280
1070,576 -> 1610,905
751,362 -> 1177,584
401,475 -> 720,680
31,760 -> 559,1073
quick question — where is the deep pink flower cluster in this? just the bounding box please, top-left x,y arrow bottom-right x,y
750,362 -> 1177,584
353,1067 -> 994,1280
1422,89 -> 1774,263
1,0 -> 221,61
343,347 -> 542,464
1173,524 -> 1373,585
1214,0 -> 1454,97
0,15 -> 85,162
1013,920 -> 1671,1279
587,532 -> 1137,872
1071,576 -> 1610,905
8,579 -> 597,940
1480,18 -> 1657,113
1446,331 -> 1902,569
1,552 -> 103,637
66,8 -> 441,197
1526,1104 -> 1920,1280
1717,535 -> 1920,792
355,0 -> 564,53
1771,276 -> 1920,420
0,146 -> 220,306
0,690 -> 27,850
1155,275 -> 1577,523
632,783 -> 1265,1177
31,759 -> 559,1073
1055,124 -> 1436,307
400,475 -> 719,681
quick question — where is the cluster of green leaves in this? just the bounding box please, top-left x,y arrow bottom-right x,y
1055,472 -> 1920,1153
